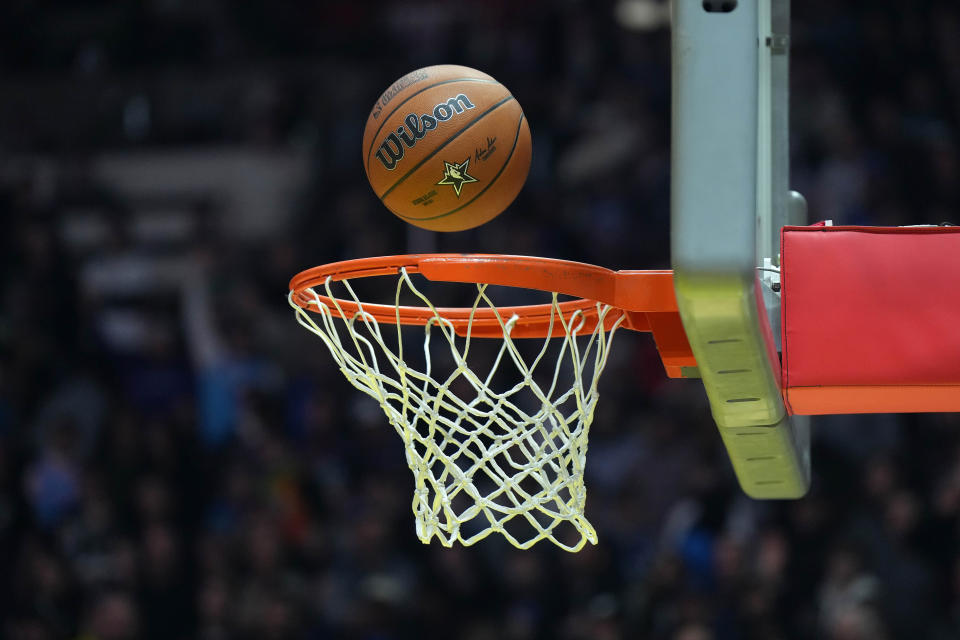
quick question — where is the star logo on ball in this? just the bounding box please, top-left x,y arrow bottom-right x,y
436,159 -> 478,197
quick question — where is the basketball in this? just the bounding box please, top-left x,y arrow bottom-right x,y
362,65 -> 532,232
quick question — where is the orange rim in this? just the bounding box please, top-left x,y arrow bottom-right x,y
289,254 -> 696,375
289,254 -> 679,337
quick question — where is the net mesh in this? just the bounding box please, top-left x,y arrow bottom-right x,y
288,268 -> 623,551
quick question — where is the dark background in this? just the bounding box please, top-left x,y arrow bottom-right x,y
2,1 -> 960,639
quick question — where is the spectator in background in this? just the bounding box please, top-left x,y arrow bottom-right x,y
181,253 -> 281,448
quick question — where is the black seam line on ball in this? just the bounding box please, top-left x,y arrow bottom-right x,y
397,113 -> 525,222
378,95 -> 516,201
365,77 -> 500,173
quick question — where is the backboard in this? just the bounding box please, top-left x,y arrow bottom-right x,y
671,0 -> 811,498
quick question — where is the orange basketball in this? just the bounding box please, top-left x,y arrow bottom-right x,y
362,65 -> 532,232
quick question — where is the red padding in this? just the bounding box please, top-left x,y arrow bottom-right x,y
780,225 -> 960,415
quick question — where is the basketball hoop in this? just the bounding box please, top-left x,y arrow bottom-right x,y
288,254 -> 693,551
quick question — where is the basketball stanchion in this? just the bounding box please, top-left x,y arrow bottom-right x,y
289,254 -> 694,550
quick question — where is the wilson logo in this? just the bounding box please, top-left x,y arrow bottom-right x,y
375,94 -> 476,170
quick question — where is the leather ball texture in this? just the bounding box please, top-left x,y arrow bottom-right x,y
362,65 -> 532,232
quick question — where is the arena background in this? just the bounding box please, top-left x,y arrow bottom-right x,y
3,1 -> 960,638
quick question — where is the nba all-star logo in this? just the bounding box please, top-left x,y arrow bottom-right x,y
436,159 -> 477,197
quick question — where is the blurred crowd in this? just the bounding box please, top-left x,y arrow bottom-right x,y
3,1 -> 960,639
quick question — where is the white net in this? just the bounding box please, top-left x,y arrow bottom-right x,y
288,268 -> 623,551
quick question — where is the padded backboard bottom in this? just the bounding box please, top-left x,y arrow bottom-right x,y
780,225 -> 960,415
786,386 -> 960,415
